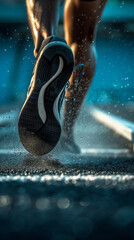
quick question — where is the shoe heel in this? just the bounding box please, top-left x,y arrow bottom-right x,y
43,41 -> 74,67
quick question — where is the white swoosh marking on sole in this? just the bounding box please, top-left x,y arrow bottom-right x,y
38,57 -> 64,124
53,89 -> 64,124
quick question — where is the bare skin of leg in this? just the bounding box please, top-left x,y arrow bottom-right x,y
25,0 -> 62,57
62,0 -> 107,149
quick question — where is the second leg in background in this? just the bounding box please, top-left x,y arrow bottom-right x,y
61,0 -> 107,153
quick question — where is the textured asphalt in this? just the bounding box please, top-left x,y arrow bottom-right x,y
0,106 -> 134,240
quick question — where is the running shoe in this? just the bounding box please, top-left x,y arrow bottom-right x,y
18,35 -> 74,156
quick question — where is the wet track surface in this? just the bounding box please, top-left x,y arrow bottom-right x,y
0,106 -> 134,239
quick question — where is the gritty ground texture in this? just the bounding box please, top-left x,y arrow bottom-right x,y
0,105 -> 134,240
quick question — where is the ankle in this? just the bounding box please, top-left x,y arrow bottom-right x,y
34,34 -> 45,57
61,131 -> 74,142
34,32 -> 53,58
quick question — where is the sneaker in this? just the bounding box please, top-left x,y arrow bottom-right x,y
18,35 -> 74,156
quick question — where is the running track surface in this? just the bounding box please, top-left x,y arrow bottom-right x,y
0,106 -> 134,240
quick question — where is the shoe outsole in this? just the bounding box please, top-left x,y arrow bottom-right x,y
18,41 -> 74,156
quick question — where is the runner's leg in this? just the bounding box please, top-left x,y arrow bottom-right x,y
19,0 -> 75,155
62,0 -> 107,141
25,0 -> 62,57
